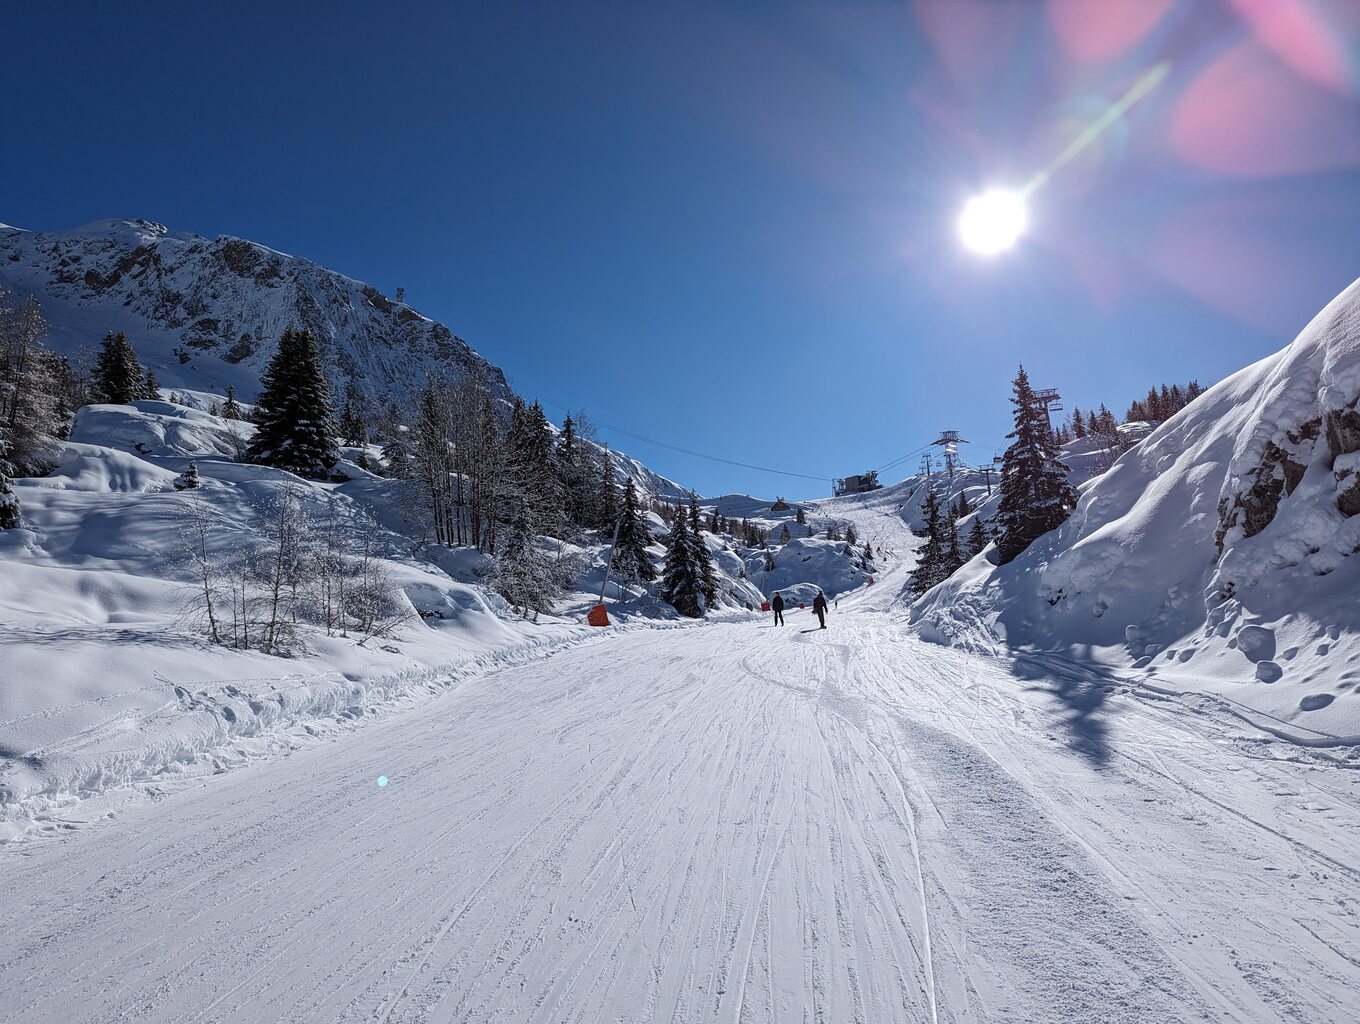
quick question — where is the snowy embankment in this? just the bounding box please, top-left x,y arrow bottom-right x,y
0,400 -> 754,837
912,279 -> 1360,744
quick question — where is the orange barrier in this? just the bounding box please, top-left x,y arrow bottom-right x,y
587,604 -> 610,627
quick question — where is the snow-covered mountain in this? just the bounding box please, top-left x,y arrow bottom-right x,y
0,218 -> 508,404
0,218 -> 691,501
912,278 -> 1360,742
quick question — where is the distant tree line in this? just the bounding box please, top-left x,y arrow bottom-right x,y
1053,379 -> 1208,447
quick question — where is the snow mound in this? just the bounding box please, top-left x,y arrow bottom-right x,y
911,278 -> 1360,743
70,401 -> 250,461
744,536 -> 875,601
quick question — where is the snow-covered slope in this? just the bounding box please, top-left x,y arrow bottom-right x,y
912,278 -> 1360,742
0,398 -> 749,836
0,218 -> 508,404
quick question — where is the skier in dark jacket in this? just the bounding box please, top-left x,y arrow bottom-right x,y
812,590 -> 828,629
771,592 -> 785,626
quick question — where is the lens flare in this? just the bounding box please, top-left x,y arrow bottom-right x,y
958,189 -> 1027,255
377,775 -> 389,788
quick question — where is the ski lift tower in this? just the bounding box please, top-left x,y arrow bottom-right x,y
932,430 -> 969,479
1033,389 -> 1063,436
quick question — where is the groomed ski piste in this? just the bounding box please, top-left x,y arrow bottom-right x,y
4,446 -> 1360,1022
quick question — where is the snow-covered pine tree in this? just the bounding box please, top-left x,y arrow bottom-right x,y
143,369 -> 160,400
612,478 -> 657,582
173,461 -> 201,490
862,540 -> 873,562
795,506 -> 806,525
688,494 -> 718,607
661,506 -> 702,618
1071,407 -> 1085,438
954,492 -> 972,518
909,486 -> 949,597
845,523 -> 857,546
503,398 -> 563,538
244,328 -> 340,479
338,390 -> 367,446
763,548 -> 775,573
495,509 -> 554,618
92,331 -> 148,405
222,384 -> 243,421
0,459 -> 19,529
995,364 -> 1078,564
778,523 -> 790,544
380,427 -> 410,484
0,291 -> 63,474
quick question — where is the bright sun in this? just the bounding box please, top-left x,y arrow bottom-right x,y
958,188 -> 1027,255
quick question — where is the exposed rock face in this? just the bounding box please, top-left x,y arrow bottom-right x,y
1215,426 -> 1316,552
0,219 -> 509,404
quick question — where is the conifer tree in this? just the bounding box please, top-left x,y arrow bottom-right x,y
845,522 -> 857,546
995,364 -> 1077,564
1071,407 -> 1086,438
1,292 -> 63,473
556,414 -> 590,528
222,384 -> 243,421
496,512 -> 553,617
339,391 -> 366,446
143,369 -> 160,400
613,478 -> 657,582
0,461 -> 19,529
909,487 -> 949,597
795,506 -> 806,525
381,426 -> 414,479
661,507 -> 702,617
173,461 -> 201,490
779,523 -> 790,544
688,494 -> 718,607
967,517 -> 988,557
945,517 -> 964,573
244,328 -> 340,479
92,331 -> 147,405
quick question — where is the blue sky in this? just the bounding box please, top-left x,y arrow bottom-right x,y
4,1 -> 1360,498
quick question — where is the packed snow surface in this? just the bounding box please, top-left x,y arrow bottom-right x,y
3,604 -> 1357,1022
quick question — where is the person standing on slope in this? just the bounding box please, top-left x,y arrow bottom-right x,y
771,591 -> 785,626
813,590 -> 829,629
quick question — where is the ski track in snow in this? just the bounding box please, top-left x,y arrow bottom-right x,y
3,608 -> 1359,1023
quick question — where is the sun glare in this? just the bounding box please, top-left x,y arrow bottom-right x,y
958,188 -> 1027,255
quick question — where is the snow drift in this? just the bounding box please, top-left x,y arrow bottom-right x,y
912,279 -> 1360,742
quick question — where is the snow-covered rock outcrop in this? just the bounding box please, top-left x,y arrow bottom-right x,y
0,218 -> 508,404
911,279 -> 1360,742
